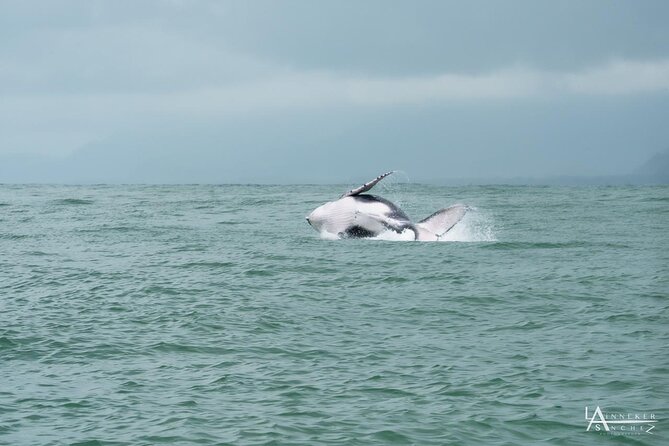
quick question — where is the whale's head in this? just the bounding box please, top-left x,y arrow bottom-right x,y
306,201 -> 333,232
306,198 -> 354,235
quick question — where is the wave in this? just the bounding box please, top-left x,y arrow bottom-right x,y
52,198 -> 95,205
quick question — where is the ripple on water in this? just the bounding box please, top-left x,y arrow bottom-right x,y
52,198 -> 95,205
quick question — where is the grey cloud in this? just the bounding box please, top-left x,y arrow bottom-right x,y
170,0 -> 669,74
0,25 -> 274,95
1,0 -> 668,182
4,0 -> 669,76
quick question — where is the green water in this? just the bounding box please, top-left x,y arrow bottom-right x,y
1,184 -> 667,445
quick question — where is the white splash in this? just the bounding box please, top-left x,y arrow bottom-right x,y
318,230 -> 341,240
439,208 -> 497,242
372,228 -> 418,241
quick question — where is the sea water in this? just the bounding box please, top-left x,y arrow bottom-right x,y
1,184 -> 667,445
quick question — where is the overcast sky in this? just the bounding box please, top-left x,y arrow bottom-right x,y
1,0 -> 668,183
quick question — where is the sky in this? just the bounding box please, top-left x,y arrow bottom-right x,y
1,0 -> 669,183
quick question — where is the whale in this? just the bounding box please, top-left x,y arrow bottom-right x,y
306,171 -> 468,241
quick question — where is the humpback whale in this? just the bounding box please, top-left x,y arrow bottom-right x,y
306,171 -> 467,241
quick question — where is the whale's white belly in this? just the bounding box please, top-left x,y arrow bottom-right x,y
307,196 -> 409,238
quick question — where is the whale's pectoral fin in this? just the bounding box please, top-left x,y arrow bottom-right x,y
415,204 -> 468,240
340,171 -> 394,198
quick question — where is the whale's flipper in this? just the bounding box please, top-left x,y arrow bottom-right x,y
415,204 -> 467,241
340,171 -> 394,198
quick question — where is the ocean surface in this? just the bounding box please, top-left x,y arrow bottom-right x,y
1,183 -> 667,445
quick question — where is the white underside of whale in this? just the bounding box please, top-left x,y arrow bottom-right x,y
310,196 -> 410,236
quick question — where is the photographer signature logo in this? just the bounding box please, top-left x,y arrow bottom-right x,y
585,406 -> 657,435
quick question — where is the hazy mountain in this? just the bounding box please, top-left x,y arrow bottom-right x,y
637,150 -> 669,181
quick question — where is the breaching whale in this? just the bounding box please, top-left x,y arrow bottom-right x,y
306,171 -> 468,241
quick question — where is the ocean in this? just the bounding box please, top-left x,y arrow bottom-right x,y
1,184 -> 667,445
